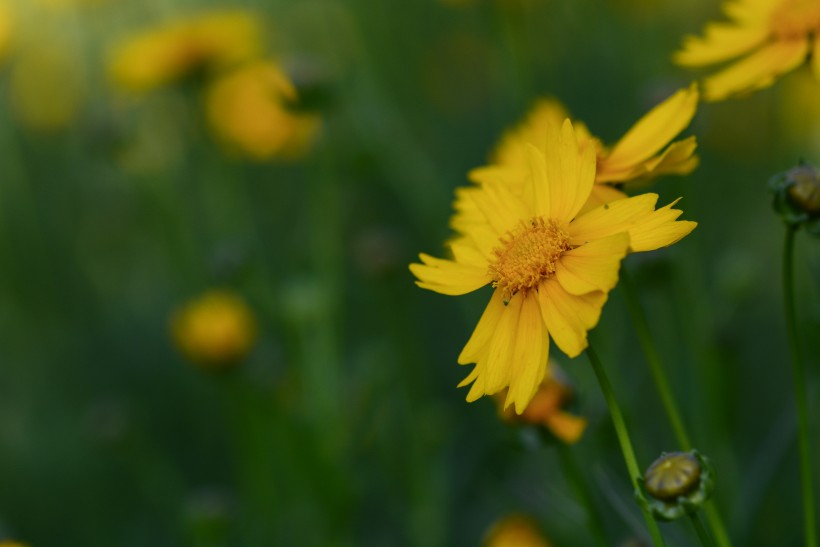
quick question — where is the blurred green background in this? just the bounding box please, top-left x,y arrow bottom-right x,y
0,0 -> 819,545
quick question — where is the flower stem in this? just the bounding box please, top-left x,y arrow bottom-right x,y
555,441 -> 609,547
783,225 -> 817,547
620,268 -> 733,547
586,344 -> 665,547
690,513 -> 715,547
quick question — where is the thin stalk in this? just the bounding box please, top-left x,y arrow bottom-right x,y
586,344 -> 666,547
783,225 -> 817,547
555,442 -> 609,547
620,268 -> 733,547
690,513 -> 715,547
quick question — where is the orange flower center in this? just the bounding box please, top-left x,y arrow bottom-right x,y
772,0 -> 820,40
489,217 -> 570,299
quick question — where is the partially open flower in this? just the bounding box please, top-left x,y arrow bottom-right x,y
640,450 -> 715,521
495,362 -> 587,444
769,162 -> 820,234
484,515 -> 553,547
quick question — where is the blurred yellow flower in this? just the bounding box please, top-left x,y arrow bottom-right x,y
496,362 -> 587,444
0,542 -> 29,547
484,515 -> 552,547
109,10 -> 262,93
471,84 -> 699,212
675,0 -> 820,101
0,2 -> 12,62
206,61 -> 321,161
410,120 -> 696,412
171,290 -> 257,369
10,43 -> 85,131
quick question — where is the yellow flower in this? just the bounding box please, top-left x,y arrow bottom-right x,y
410,120 -> 696,412
109,10 -> 262,93
471,84 -> 699,213
495,361 -> 587,444
206,61 -> 321,161
484,515 -> 552,547
0,542 -> 29,547
674,0 -> 820,101
0,1 -> 12,62
171,290 -> 257,369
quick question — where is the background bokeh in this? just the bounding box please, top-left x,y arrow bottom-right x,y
0,0 -> 819,545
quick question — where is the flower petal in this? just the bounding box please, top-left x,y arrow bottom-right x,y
546,412 -> 588,444
538,279 -> 607,357
579,184 -> 629,216
602,84 -> 699,174
674,23 -> 769,67
703,39 -> 809,101
602,136 -> 700,185
410,253 -> 491,295
569,193 -> 696,252
538,119 -> 596,222
504,294 -> 549,413
483,291 -> 524,394
554,232 -> 630,295
458,289 -> 506,365
813,34 -> 820,81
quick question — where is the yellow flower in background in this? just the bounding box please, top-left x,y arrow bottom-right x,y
9,43 -> 85,131
496,361 -> 587,444
484,515 -> 553,547
206,61 -> 321,161
0,1 -> 13,61
675,0 -> 820,101
0,542 -> 29,547
471,84 -> 699,213
171,290 -> 257,369
410,120 -> 696,412
109,9 -> 262,93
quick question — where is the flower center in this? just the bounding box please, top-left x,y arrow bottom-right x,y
489,217 -> 570,299
771,0 -> 820,40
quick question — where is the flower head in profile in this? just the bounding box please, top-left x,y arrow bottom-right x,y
109,10 -> 262,93
471,84 -> 699,212
675,0 -> 820,101
206,61 -> 321,161
410,120 -> 696,412
171,290 -> 257,369
495,361 -> 587,443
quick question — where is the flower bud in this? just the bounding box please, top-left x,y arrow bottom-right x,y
769,163 -> 820,234
640,450 -> 714,521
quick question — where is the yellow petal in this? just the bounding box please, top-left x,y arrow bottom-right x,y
813,34 -> 820,81
554,232 -> 630,295
539,119 -> 596,222
579,185 -> 628,216
491,97 -> 570,167
504,294 -> 549,414
601,136 -> 699,185
546,412 -> 587,444
674,23 -> 769,67
538,279 -> 607,357
410,253 -> 491,295
569,193 -> 696,252
484,292 -> 523,393
602,84 -> 699,174
703,39 -> 809,101
458,289 -> 506,364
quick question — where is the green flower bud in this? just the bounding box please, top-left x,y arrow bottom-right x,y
639,450 -> 714,521
769,163 -> 820,235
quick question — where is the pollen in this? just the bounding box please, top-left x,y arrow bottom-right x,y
771,0 -> 820,40
489,217 -> 570,299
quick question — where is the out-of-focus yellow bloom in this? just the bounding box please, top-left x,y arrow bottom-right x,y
495,362 -> 587,444
171,290 -> 257,369
0,541 -> 29,547
10,43 -> 85,131
471,84 -> 699,213
410,120 -> 696,412
109,10 -> 262,93
206,61 -> 320,161
484,515 -> 552,547
675,0 -> 820,101
36,0 -> 107,8
0,1 -> 14,61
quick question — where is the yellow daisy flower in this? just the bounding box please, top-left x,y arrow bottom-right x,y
470,84 -> 699,212
675,0 -> 820,101
410,120 -> 696,412
109,10 -> 262,93
484,515 -> 553,547
205,61 -> 321,161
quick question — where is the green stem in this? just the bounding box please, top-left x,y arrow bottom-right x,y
586,344 -> 665,547
690,513 -> 715,547
555,442 -> 609,547
620,268 -> 733,547
783,225 -> 817,547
